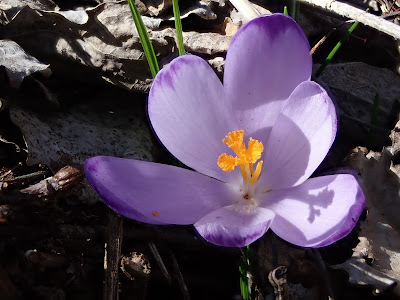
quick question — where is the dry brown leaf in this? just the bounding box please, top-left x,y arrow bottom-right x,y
0,1 -> 231,91
334,121 -> 400,295
168,1 -> 217,21
0,0 -> 56,23
0,40 -> 50,88
182,31 -> 231,55
139,0 -> 172,16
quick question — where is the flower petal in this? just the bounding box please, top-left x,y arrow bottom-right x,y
148,55 -> 239,184
260,81 -> 337,190
84,156 -> 237,225
260,174 -> 365,248
224,14 -> 312,142
194,204 -> 275,247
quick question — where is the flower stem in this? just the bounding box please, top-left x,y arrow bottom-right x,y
239,246 -> 252,300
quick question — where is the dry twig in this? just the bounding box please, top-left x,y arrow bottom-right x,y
298,0 -> 400,39
104,211 -> 123,300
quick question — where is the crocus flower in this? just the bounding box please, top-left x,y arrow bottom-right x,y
84,14 -> 365,248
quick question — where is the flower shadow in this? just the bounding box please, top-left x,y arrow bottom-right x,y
267,176 -> 364,247
250,113 -> 361,246
272,198 -> 362,248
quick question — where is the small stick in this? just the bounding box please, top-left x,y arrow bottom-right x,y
148,242 -> 171,284
310,20 -> 355,55
310,36 -> 327,55
0,162 -> 22,180
171,252 -> 190,300
2,171 -> 47,182
103,211 -> 123,300
298,0 -> 400,39
381,10 -> 400,18
386,0 -> 396,14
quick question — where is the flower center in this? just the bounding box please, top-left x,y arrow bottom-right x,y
217,130 -> 264,190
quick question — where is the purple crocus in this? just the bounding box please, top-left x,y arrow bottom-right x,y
84,14 -> 364,248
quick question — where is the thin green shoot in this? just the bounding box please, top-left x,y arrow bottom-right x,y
314,20 -> 359,77
284,6 -> 288,16
127,0 -> 159,77
172,0 -> 185,56
315,9 -> 369,78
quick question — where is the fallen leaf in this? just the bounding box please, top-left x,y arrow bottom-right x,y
0,40 -> 50,88
0,1 -> 231,91
335,120 -> 400,295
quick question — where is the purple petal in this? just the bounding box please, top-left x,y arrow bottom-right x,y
148,55 -> 239,184
224,14 -> 312,142
194,204 -> 275,247
259,81 -> 337,190
84,156 -> 237,225
260,174 -> 365,248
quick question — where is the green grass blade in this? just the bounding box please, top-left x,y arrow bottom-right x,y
127,0 -> 159,77
172,0 -> 185,56
315,10 -> 369,78
314,20 -> 359,77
